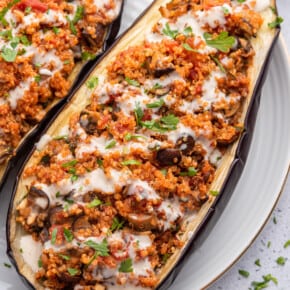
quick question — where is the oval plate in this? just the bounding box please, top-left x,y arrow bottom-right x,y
0,1 -> 289,289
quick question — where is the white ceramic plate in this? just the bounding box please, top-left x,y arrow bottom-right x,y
1,1 -> 290,289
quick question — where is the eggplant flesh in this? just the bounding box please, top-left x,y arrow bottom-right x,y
0,0 -> 124,182
7,0 -> 280,289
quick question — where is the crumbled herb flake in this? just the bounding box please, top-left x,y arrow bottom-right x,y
96,159 -> 103,168
110,217 -> 124,232
210,55 -> 226,73
134,103 -> 144,126
86,76 -> 99,89
209,190 -> 219,196
276,256 -> 286,266
284,240 -> 290,248
55,191 -> 60,198
81,51 -> 96,61
38,258 -> 42,268
59,254 -> 70,261
34,74 -> 41,83
160,169 -> 167,176
24,6 -> 32,14
62,160 -> 78,168
183,26 -> 192,36
179,167 -> 197,177
239,269 -> 250,278
267,241 -> 271,248
124,133 -> 146,141
273,216 -> 277,224
119,258 -> 133,273
121,159 -> 141,166
146,98 -> 164,108
1,46 -> 17,62
182,43 -> 198,52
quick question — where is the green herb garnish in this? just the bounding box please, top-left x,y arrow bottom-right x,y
182,43 -> 198,52
34,75 -> 41,84
268,16 -> 283,29
162,22 -> 178,39
81,51 -> 96,61
125,76 -> 140,87
134,103 -> 144,126
85,239 -> 109,256
284,240 -> 290,248
67,268 -> 79,276
59,254 -> 70,261
142,114 -> 179,133
237,0 -> 246,3
24,6 -> 32,14
183,26 -> 192,36
0,0 -> 21,26
62,160 -> 78,168
3,263 -> 11,268
276,256 -> 286,266
179,167 -> 197,177
146,98 -> 164,108
119,258 -> 133,273
203,31 -> 235,53
251,274 -> 278,289
209,190 -> 219,196
87,198 -> 102,208
52,27 -> 60,34
51,228 -> 58,245
124,133 -> 147,141
38,258 -> 42,268
110,217 -> 125,232
238,269 -> 249,278
86,76 -> 99,89
210,55 -> 226,73
1,47 -> 17,62
63,228 -> 73,242
254,259 -> 261,267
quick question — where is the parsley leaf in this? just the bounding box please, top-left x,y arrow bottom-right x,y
146,98 -> 164,108
62,160 -> 78,168
276,256 -> 286,266
182,43 -> 198,52
210,55 -> 226,73
110,217 -> 125,232
86,76 -> 99,89
124,133 -> 147,141
209,190 -> 219,196
162,23 -> 178,39
87,198 -> 102,208
105,139 -> 117,149
84,239 -> 109,256
119,258 -> 133,273
134,103 -> 144,126
63,228 -> 73,242
179,167 -> 197,177
67,268 -> 79,276
268,16 -> 283,28
203,31 -> 235,53
254,259 -> 261,267
1,47 -> 17,62
81,51 -> 96,61
284,240 -> 290,248
59,254 -> 70,261
183,26 -> 192,36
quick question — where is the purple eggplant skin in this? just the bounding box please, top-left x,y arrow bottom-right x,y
5,4 -> 280,290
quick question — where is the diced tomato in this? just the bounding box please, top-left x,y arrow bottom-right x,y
14,0 -> 48,13
142,109 -> 152,121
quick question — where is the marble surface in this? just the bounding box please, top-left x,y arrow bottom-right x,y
208,1 -> 290,289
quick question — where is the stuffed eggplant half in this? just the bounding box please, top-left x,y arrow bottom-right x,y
8,0 -> 280,289
0,0 -> 123,180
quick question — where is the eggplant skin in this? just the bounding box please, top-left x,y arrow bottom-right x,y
0,0 -> 124,184
7,0 -> 280,290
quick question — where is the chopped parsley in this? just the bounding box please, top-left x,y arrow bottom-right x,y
84,239 -> 109,256
0,0 -> 21,26
105,139 -> 117,149
222,6 -> 230,15
59,254 -> 70,261
24,6 -> 32,14
119,258 -> 133,273
63,228 -> 73,242
67,268 -> 79,276
237,0 -> 246,3
267,241 -> 271,248
1,47 -> 17,62
276,256 -> 286,266
81,51 -> 96,61
209,190 -> 219,196
141,114 -> 179,133
182,43 -> 198,52
34,75 -> 41,84
254,259 -> 261,267
160,169 -> 167,176
38,258 -> 42,268
210,55 -> 226,73
268,16 -> 283,29
86,76 -> 99,89
179,167 -> 197,177
251,274 -> 278,289
125,76 -> 140,87
110,217 -> 125,232
124,133 -> 147,141
284,240 -> 290,248
162,22 -> 178,39
87,198 -> 102,208
183,26 -> 193,36
19,35 -> 30,46
203,31 -> 235,53
152,83 -> 163,89
238,269 -> 249,278
273,216 -> 277,224
96,159 -> 103,168
51,228 -> 58,245
62,160 -> 78,168
52,27 -> 60,35
3,263 -> 11,268
67,5 -> 84,35
134,103 -> 144,126
146,98 -> 164,108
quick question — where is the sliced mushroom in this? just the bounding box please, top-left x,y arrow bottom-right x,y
81,24 -> 106,51
72,216 -> 91,232
27,186 -> 50,211
156,148 -> 182,166
72,45 -> 82,60
175,135 -> 195,155
224,100 -> 241,118
153,66 -> 175,78
79,111 -> 98,135
127,213 -> 158,231
39,227 -> 50,243
216,126 -> 240,146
